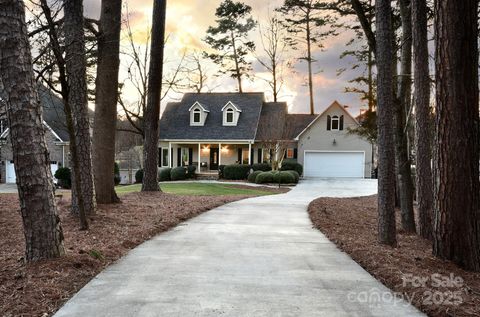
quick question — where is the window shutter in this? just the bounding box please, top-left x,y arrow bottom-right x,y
158,147 -> 162,167
188,148 -> 193,166
327,115 -> 331,130
177,148 -> 181,166
340,115 -> 344,130
293,148 -> 298,159
237,148 -> 242,163
250,148 -> 254,165
269,149 -> 273,163
170,150 -> 173,167
257,148 -> 262,163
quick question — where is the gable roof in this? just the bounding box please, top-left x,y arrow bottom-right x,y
0,85 -> 70,142
159,93 -> 264,141
294,101 -> 359,140
37,86 -> 70,142
188,101 -> 210,112
285,114 -> 317,140
255,102 -> 288,141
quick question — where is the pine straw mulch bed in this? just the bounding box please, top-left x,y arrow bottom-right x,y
0,187 -> 287,317
308,195 -> 480,317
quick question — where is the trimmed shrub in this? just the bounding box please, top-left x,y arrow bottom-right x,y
255,171 -> 275,184
218,165 -> 226,179
273,171 -> 296,184
224,164 -> 251,180
252,163 -> 271,172
286,170 -> 300,183
186,165 -> 196,179
248,170 -> 262,183
280,159 -> 303,175
54,167 -> 71,189
135,169 -> 143,183
158,167 -> 172,181
114,162 -> 121,185
170,166 -> 187,181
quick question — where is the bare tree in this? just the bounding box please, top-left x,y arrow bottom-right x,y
179,51 -> 214,93
142,0 -> 167,191
0,0 -> 65,261
433,0 -> 480,271
64,0 -> 96,228
256,14 -> 289,102
375,0 -> 397,246
92,0 -> 122,204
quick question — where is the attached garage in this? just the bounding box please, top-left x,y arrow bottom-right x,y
304,151 -> 365,178
4,160 -> 59,184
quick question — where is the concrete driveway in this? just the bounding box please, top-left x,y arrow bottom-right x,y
0,183 -> 18,194
54,178 -> 424,317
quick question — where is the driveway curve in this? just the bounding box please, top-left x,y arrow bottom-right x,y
55,179 -> 424,317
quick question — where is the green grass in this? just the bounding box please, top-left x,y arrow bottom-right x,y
115,182 -> 275,196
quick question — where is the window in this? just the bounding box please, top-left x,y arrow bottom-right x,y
162,148 -> 169,167
331,115 -> 340,130
193,109 -> 201,123
226,108 -> 234,123
286,148 -> 294,159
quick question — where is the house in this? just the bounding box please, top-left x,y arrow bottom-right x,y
0,86 -> 70,183
158,93 -> 373,178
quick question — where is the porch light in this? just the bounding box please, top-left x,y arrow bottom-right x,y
202,145 -> 210,152
221,146 -> 229,153
332,138 -> 337,145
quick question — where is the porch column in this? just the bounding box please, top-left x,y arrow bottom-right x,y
218,143 -> 222,166
248,142 -> 251,165
198,143 -> 201,173
168,142 -> 172,168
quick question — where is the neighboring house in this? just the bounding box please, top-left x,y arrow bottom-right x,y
159,93 -> 373,178
0,86 -> 70,183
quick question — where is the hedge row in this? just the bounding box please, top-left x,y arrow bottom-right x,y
249,170 -> 300,184
220,161 -> 303,181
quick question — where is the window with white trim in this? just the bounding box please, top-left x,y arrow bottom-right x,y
162,148 -> 169,167
226,108 -> 234,123
286,148 -> 294,159
331,115 -> 340,130
193,108 -> 201,123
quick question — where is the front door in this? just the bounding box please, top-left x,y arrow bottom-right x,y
210,148 -> 219,170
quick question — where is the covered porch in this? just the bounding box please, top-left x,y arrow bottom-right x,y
158,141 -> 264,173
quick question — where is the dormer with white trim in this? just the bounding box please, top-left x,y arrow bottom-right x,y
221,101 -> 241,126
189,101 -> 209,126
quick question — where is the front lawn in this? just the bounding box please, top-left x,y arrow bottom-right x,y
116,182 -> 279,196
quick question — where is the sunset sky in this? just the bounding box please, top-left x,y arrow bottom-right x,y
82,0 -> 367,116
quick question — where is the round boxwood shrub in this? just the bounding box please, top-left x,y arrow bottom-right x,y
247,170 -> 262,183
186,165 -> 196,179
286,170 -> 300,183
224,164 -> 251,180
273,171 -> 296,184
170,166 -> 187,181
135,169 -> 143,183
280,159 -> 303,175
255,171 -> 275,184
158,167 -> 171,181
54,167 -> 71,189
114,162 -> 121,185
252,163 -> 271,172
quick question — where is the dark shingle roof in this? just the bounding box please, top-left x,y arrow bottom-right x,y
255,102 -> 287,141
159,93 -> 264,140
284,114 -> 317,140
38,85 -> 70,142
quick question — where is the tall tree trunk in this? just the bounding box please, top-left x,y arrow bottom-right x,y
0,0 -> 65,261
306,10 -> 315,115
395,0 -> 416,233
142,0 -> 167,191
231,32 -> 243,93
412,0 -> 433,239
375,0 -> 397,246
92,0 -> 122,204
433,0 -> 480,271
64,0 -> 96,224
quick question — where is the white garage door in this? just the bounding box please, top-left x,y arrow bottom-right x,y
304,152 -> 364,178
5,161 -> 59,184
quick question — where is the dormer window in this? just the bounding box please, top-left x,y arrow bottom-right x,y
193,109 -> 201,123
226,108 -> 234,123
222,101 -> 241,126
189,101 -> 209,126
